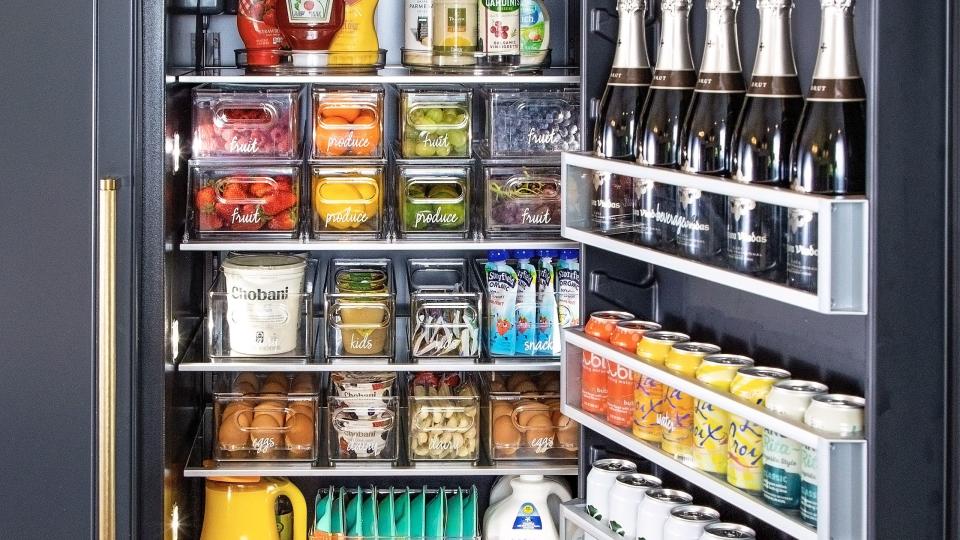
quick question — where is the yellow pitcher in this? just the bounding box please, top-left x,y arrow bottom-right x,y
330,0 -> 380,65
200,476 -> 307,540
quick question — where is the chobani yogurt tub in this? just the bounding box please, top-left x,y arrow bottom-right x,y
222,254 -> 307,356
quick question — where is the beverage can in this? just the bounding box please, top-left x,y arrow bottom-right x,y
585,458 -> 638,527
609,320 -> 661,352
699,523 -> 756,539
662,505 -> 720,540
636,489 -> 693,540
762,380 -> 828,509
661,342 -> 721,463
607,473 -> 663,538
727,367 -> 791,491
692,354 -> 755,474
585,311 -> 636,341
800,394 -> 865,526
633,331 -> 690,442
581,352 -> 608,414
606,360 -> 636,428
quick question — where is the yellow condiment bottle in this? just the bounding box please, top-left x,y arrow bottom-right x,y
330,0 -> 380,66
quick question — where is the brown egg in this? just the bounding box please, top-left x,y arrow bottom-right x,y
218,405 -> 254,449
493,415 -> 521,455
492,401 -> 514,422
514,381 -> 539,394
264,373 -> 288,387
524,414 -> 556,447
506,373 -> 532,392
249,414 -> 282,454
234,372 -> 260,391
517,403 -> 551,426
489,379 -> 507,393
284,411 -> 315,453
233,381 -> 258,395
540,378 -> 561,393
254,401 -> 286,426
291,373 -> 314,393
288,400 -> 316,420
221,402 -> 254,426
555,414 -> 578,448
260,381 -> 288,395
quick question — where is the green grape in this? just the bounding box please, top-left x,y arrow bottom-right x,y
404,203 -> 428,230
434,145 -> 452,157
426,108 -> 444,123
415,142 -> 436,157
438,204 -> 465,229
408,184 -> 427,199
443,109 -> 458,123
402,140 -> 418,157
452,144 -> 468,156
447,130 -> 467,148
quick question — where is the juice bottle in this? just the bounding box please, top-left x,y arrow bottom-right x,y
330,0 -> 380,65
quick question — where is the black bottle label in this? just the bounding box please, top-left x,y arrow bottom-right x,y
675,187 -> 724,261
652,70 -> 698,89
696,72 -> 746,93
808,78 -> 867,102
632,179 -> 680,247
725,198 -> 782,273
608,67 -> 654,86
786,208 -> 818,291
747,75 -> 803,97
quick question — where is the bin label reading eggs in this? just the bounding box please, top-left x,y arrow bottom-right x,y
251,436 -> 279,454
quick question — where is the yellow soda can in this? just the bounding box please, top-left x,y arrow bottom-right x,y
692,354 -> 755,474
661,342 -> 721,463
632,331 -> 689,442
727,366 -> 792,492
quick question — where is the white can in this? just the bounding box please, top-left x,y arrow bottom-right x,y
699,523 -> 756,539
635,489 -> 693,540
761,380 -> 828,510
607,473 -> 662,538
662,505 -> 720,540
405,1 -> 434,65
800,394 -> 865,526
585,458 -> 637,528
222,254 -> 306,356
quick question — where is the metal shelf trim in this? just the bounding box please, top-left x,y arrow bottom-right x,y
183,461 -> 579,478
564,329 -> 863,447
174,67 -> 581,85
179,239 -> 580,252
178,359 -> 561,372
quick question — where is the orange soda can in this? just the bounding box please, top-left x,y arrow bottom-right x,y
606,321 -> 661,428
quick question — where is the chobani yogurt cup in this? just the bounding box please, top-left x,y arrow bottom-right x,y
222,254 -> 307,355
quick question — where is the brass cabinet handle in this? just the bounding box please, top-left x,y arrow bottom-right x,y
97,178 -> 118,540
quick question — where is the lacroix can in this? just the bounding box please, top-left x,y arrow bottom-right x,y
692,354 -> 755,474
800,394 -> 865,526
582,311 -> 635,414
727,367 -> 791,492
762,380 -> 829,509
606,360 -> 636,428
610,320 -> 661,352
586,458 -> 638,529
633,331 -> 690,442
661,342 -> 721,463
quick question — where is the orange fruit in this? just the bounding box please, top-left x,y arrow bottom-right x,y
321,105 -> 361,123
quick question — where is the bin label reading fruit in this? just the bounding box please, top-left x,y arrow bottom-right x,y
485,171 -> 561,236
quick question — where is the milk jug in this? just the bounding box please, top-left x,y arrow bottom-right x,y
483,475 -> 572,540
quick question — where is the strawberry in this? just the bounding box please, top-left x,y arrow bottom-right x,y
250,182 -> 276,198
194,186 -> 217,214
274,175 -> 294,192
268,209 -> 297,231
230,204 -> 264,230
221,181 -> 248,201
215,203 -> 240,219
198,212 -> 224,231
261,190 -> 297,216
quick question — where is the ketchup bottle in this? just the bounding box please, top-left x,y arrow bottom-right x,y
238,0 -> 286,66
277,0 -> 346,66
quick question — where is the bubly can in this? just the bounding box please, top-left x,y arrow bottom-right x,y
607,473 -> 663,538
585,458 -> 638,528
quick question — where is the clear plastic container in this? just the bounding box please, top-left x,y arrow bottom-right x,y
192,84 -> 302,159
312,86 -> 384,159
187,161 -> 301,240
213,393 -> 318,462
407,259 -> 482,361
407,372 -> 480,462
485,372 -> 578,461
399,87 -> 472,159
484,166 -> 562,237
310,164 -> 385,238
397,165 -> 471,239
483,87 -> 581,156
219,371 -> 320,395
328,396 -> 399,463
323,259 -> 396,360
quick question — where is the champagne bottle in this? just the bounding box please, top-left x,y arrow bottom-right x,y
726,0 -> 804,275
594,0 -> 653,160
787,0 -> 866,291
634,0 -> 695,251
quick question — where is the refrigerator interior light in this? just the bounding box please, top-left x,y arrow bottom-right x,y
170,318 -> 180,360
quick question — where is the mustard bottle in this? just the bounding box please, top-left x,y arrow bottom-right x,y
330,0 -> 380,66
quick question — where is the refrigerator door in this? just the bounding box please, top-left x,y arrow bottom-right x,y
0,0 -> 137,537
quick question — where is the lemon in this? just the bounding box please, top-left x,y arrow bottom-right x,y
443,36 -> 473,47
314,181 -> 363,231
353,182 -> 381,224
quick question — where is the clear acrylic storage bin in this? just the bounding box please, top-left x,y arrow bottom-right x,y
328,396 -> 400,463
399,87 -> 472,159
207,255 -> 317,360
213,392 -> 318,462
192,84 -> 302,159
407,259 -> 482,361
187,161 -> 302,240
484,166 -> 562,238
220,371 -> 320,395
483,87 -> 581,156
313,86 -> 384,159
485,372 -> 578,461
311,164 -> 386,238
397,165 -> 471,239
407,373 -> 480,463
323,259 -> 396,360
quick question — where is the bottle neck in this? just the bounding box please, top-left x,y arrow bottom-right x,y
611,2 -> 651,69
655,7 -> 694,72
752,6 -> 798,77
699,5 -> 742,74
812,5 -> 861,80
